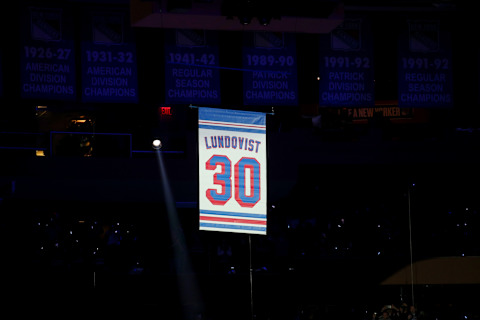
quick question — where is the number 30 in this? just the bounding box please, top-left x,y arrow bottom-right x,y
206,155 -> 261,208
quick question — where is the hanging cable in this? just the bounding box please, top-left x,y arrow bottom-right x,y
249,234 -> 254,320
408,184 -> 415,308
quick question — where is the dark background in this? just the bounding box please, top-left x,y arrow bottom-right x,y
0,1 -> 479,319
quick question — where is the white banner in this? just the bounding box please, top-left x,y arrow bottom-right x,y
198,107 -> 267,235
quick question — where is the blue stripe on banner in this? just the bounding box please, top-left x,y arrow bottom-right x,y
200,222 -> 267,232
198,124 -> 266,134
200,209 -> 266,219
199,107 -> 266,126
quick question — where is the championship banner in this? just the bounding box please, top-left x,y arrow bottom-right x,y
318,18 -> 375,107
397,19 -> 453,108
242,31 -> 298,106
164,29 -> 221,105
198,107 -> 267,235
81,10 -> 138,103
20,6 -> 76,100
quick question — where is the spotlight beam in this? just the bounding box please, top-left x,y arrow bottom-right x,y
154,148 -> 204,319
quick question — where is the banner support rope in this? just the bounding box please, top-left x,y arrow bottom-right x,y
249,234 -> 254,320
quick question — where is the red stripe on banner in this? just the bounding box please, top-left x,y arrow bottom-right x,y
200,216 -> 266,225
199,120 -> 265,129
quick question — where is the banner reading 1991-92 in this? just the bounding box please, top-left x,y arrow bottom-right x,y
198,107 -> 267,235
397,19 -> 453,108
319,18 -> 375,107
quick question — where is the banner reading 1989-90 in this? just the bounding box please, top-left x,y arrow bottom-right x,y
81,10 -> 138,103
198,107 -> 267,235
242,31 -> 298,106
319,18 -> 375,107
164,29 -> 221,105
20,6 -> 76,100
397,19 -> 453,108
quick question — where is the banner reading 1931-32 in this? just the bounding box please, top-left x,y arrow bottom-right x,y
242,31 -> 298,106
164,29 -> 221,105
81,9 -> 138,103
20,6 -> 76,100
397,19 -> 453,108
319,18 -> 375,107
198,107 -> 267,235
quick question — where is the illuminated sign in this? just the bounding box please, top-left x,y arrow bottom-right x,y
160,106 -> 172,116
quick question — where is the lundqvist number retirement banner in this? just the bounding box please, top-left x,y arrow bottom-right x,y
198,107 -> 267,235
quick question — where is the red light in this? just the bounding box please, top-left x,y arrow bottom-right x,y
161,106 -> 172,116
158,106 -> 173,122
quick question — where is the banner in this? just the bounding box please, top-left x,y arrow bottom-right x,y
318,18 -> 375,107
20,6 -> 76,100
198,107 -> 267,235
81,9 -> 138,103
397,19 -> 453,108
242,31 -> 298,106
164,29 -> 221,105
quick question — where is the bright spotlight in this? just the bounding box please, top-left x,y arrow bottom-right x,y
152,139 -> 162,150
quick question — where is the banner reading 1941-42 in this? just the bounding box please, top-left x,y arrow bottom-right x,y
164,29 -> 221,105
198,107 -> 267,235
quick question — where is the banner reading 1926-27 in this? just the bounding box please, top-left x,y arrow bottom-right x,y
319,18 -> 375,107
198,107 -> 267,235
81,9 -> 138,103
20,5 -> 76,100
